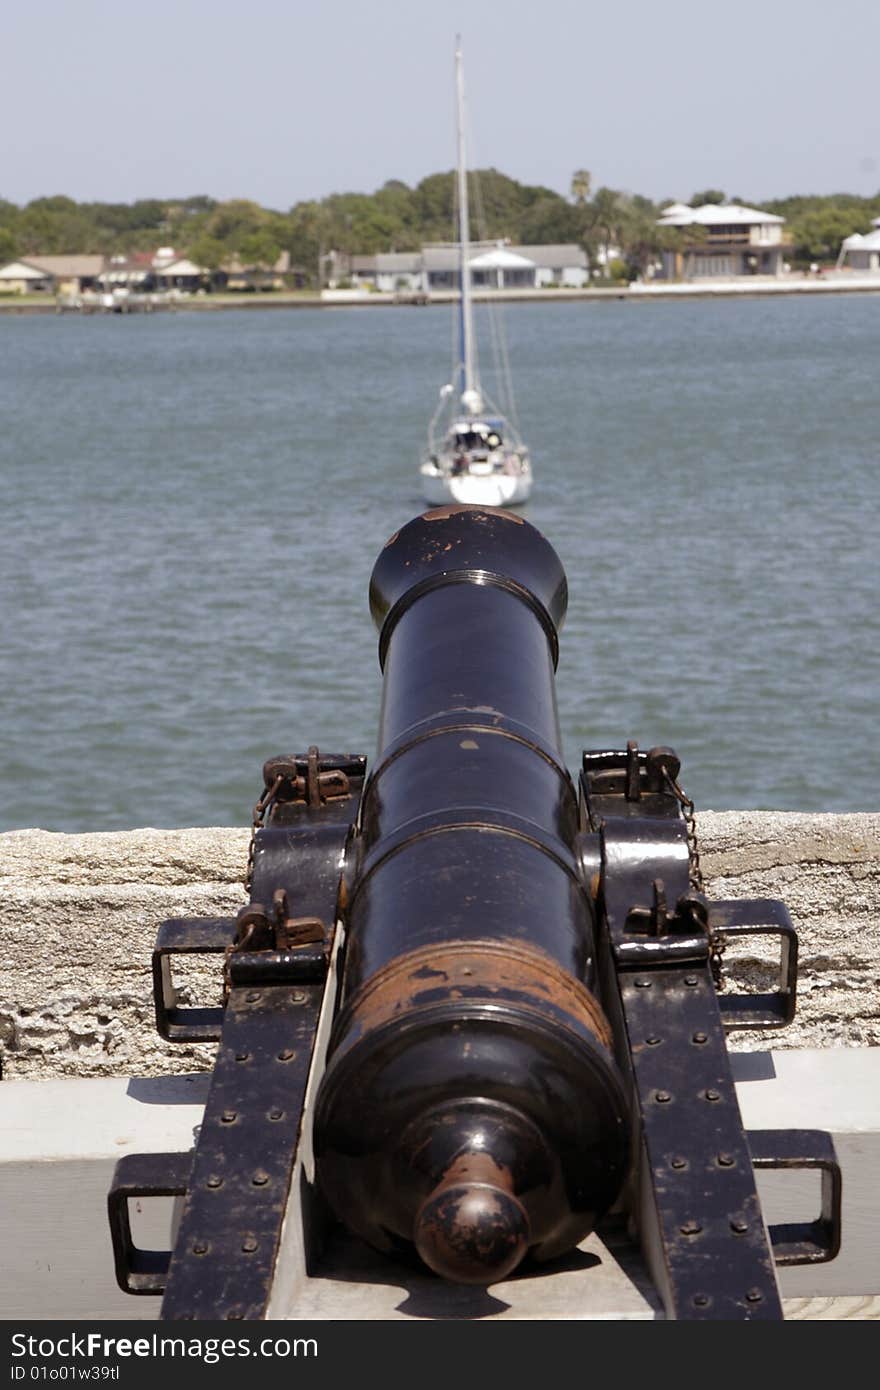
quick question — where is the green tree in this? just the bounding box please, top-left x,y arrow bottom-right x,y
285,201 -> 333,286
1,180 -> 876,274
787,208 -> 865,264
517,196 -> 581,245
187,235 -> 226,270
415,171 -> 456,235
586,186 -> 627,269
205,199 -> 269,246
19,196 -> 93,253
238,230 -> 281,267
374,179 -> 420,246
0,197 -> 20,255
0,226 -> 16,262
690,189 -> 726,205
623,217 -> 689,280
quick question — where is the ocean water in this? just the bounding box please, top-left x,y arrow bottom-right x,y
0,294 -> 877,831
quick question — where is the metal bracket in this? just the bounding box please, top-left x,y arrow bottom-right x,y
262,749 -> 364,810
618,882 -> 711,966
107,1152 -> 192,1294
580,743 -> 805,1319
749,1128 -> 843,1264
153,917 -> 236,1042
620,963 -> 784,1318
129,748 -> 368,1319
711,900 -> 798,1029
160,972 -> 328,1319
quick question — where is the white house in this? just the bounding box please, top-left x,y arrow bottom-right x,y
0,255 -> 104,294
517,244 -> 588,287
349,252 -> 423,292
345,243 -> 588,292
836,217 -> 880,272
0,260 -> 53,293
655,203 -> 787,279
152,257 -> 205,292
422,244 -> 469,291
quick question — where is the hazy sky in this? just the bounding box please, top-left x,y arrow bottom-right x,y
3,0 -> 878,209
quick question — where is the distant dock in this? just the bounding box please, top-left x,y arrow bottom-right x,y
56,290 -> 176,314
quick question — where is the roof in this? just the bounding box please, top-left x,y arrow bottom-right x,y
374,252 -> 421,272
657,203 -> 785,227
423,246 -> 467,271
0,261 -> 52,280
468,248 -> 536,269
25,254 -> 105,276
107,252 -> 154,268
156,258 -> 203,276
423,242 -> 587,271
351,252 -> 422,273
510,243 -> 587,267
222,255 -> 288,274
842,229 -> 880,250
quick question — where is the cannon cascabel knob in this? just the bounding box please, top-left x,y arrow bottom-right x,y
414,1154 -> 530,1285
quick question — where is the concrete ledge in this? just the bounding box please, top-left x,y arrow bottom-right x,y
1,812 -> 878,1079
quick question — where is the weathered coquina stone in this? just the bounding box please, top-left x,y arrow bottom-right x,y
1,813 -> 877,1079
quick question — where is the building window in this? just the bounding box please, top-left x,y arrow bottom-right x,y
693,254 -> 732,276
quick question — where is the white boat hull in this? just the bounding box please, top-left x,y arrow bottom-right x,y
420,467 -> 531,508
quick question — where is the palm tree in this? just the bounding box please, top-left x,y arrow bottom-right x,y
570,169 -> 592,205
588,187 -> 624,273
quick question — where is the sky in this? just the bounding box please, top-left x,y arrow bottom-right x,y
2,0 -> 879,210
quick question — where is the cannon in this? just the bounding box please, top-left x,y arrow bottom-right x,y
108,505 -> 841,1320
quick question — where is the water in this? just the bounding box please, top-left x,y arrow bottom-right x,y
0,295 -> 877,831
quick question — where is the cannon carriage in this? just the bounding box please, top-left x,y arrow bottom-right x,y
107,506 -> 842,1321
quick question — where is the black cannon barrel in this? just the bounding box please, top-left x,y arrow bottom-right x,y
314,506 -> 629,1284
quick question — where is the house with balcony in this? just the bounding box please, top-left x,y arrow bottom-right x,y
655,203 -> 787,279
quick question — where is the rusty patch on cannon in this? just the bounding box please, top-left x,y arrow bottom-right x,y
334,937 -> 614,1052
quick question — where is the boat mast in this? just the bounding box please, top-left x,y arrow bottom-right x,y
455,38 -> 479,412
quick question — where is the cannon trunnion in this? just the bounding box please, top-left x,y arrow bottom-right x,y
108,506 -> 841,1320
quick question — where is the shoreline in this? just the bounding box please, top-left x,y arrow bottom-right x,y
2,273 -> 880,315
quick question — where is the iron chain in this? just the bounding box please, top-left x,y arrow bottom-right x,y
663,770 -> 725,989
244,774 -> 282,895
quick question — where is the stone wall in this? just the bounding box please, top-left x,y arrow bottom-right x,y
2,813 -> 878,1080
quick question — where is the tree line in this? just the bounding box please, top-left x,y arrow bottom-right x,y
1,174 -> 878,283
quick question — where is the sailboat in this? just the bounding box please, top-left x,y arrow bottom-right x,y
419,41 -> 533,508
